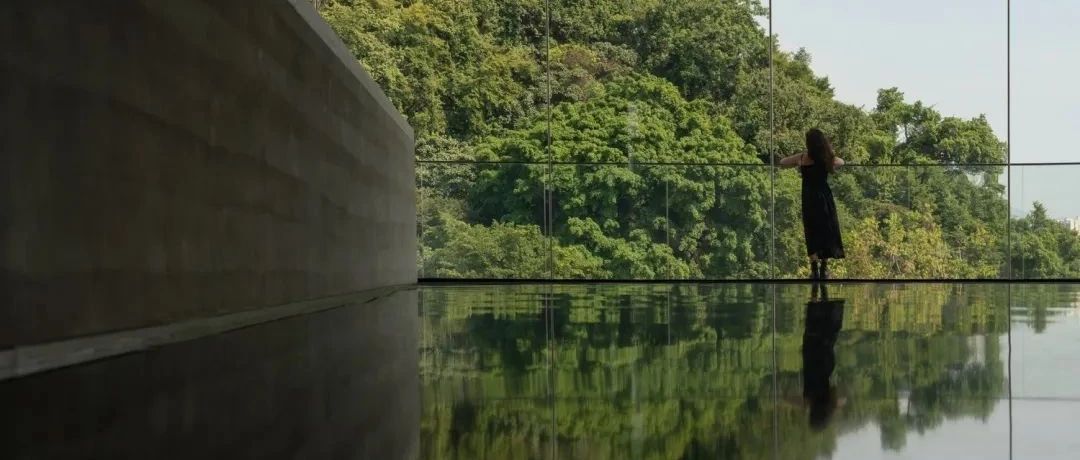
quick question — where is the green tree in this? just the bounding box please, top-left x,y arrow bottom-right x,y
321,0 -> 543,138
470,75 -> 769,278
1011,202 -> 1080,279
321,1 -> 1056,280
423,213 -> 609,278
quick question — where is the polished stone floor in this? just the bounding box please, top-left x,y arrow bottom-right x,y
7,283 -> 1080,459
4,289 -> 420,460
419,283 -> 1080,459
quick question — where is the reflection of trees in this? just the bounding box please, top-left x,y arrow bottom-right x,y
1010,283 -> 1078,333
419,284 -> 1009,459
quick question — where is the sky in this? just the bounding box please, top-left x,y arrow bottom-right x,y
767,0 -> 1080,218
829,316 -> 1080,458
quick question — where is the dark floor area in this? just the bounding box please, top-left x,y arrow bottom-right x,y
4,290 -> 420,460
6,283 -> 1080,459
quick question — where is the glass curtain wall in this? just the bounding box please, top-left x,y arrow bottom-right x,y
317,0 -> 1080,281
1010,1 -> 1080,279
770,0 -> 1009,281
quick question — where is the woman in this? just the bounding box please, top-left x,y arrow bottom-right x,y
780,128 -> 846,279
780,283 -> 846,431
802,290 -> 845,430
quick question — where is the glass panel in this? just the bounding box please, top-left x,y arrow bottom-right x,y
418,162 -> 549,279
771,0 -> 1007,165
771,0 -> 1008,281
545,164 -> 770,280
544,163 -> 672,280
1011,1 -> 1080,163
670,165 -> 773,280
774,164 -> 1008,280
542,0 -> 774,280
544,0 -> 773,151
1009,165 -> 1080,279
905,165 -> 1009,279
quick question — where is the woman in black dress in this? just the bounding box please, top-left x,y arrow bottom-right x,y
780,282 -> 846,430
803,291 -> 845,430
780,128 -> 846,279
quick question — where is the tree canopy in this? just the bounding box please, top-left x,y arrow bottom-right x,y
321,0 -> 1078,279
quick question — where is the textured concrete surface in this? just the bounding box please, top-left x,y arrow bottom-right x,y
2,289 -> 421,460
0,0 -> 415,348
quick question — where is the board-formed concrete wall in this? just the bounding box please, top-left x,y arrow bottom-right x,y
0,0 -> 416,348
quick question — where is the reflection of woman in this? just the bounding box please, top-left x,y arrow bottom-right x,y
802,286 -> 845,430
780,128 -> 846,280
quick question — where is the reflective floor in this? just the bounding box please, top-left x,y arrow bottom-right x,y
4,290 -> 421,460
7,283 -> 1080,459
419,283 -> 1080,460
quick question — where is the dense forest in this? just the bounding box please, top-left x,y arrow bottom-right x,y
319,0 -> 1080,279
417,283 -> 1029,459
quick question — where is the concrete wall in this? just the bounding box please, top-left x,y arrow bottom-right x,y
3,289 -> 420,459
1,0 -> 416,348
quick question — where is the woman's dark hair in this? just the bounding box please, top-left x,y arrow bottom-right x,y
806,128 -> 836,173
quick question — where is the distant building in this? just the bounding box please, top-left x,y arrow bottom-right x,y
1065,217 -> 1080,234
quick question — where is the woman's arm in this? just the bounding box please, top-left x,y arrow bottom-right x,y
778,152 -> 807,169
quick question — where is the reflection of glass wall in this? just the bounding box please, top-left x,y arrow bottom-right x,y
318,1 -> 1079,280
419,284 -> 1010,459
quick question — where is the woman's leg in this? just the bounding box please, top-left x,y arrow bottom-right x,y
819,259 -> 829,280
809,254 -> 820,280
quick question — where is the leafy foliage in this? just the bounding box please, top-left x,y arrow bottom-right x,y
321,0 -> 1079,279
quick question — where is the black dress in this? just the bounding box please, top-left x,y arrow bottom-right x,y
803,299 -> 845,429
800,164 -> 845,259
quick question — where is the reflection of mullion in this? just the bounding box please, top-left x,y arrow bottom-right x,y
667,290 -> 672,346
543,287 -> 557,459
